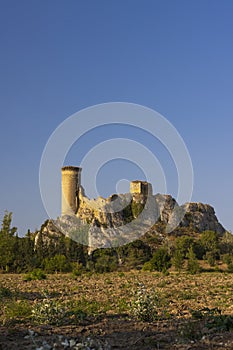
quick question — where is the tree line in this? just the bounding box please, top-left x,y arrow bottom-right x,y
0,211 -> 233,274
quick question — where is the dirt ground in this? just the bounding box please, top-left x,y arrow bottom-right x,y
0,271 -> 233,349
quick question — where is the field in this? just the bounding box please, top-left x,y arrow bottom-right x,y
0,271 -> 233,349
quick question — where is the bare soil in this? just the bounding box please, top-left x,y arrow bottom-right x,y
0,271 -> 233,349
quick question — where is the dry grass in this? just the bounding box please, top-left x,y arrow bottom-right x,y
0,271 -> 233,349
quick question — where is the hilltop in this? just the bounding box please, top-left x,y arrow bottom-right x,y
40,189 -> 226,254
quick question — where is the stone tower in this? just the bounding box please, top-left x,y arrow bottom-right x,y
130,180 -> 152,196
61,166 -> 82,216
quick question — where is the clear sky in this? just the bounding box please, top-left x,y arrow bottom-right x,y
0,0 -> 233,234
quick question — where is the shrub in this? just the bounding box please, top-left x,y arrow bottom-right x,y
142,261 -> 153,272
71,262 -> 85,277
221,254 -> 233,272
131,283 -> 158,322
92,250 -> 118,273
0,285 -> 12,298
205,249 -> 220,267
44,254 -> 71,273
172,248 -> 185,272
144,247 -> 171,272
3,300 -> 31,324
175,236 -> 195,257
94,254 -> 117,273
222,253 -> 233,265
32,291 -> 65,325
227,262 -> 233,273
186,247 -> 201,274
24,269 -> 47,281
131,202 -> 144,218
200,230 -> 219,253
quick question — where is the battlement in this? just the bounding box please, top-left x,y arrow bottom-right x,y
62,166 -> 82,172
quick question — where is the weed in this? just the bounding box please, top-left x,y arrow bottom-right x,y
179,290 -> 198,300
131,283 -> 158,322
65,304 -> 88,322
24,269 -> 47,281
104,278 -> 113,285
190,307 -> 233,331
179,319 -> 203,341
74,297 -> 111,316
0,285 -> 12,298
117,298 -> 128,313
157,280 -> 167,288
71,262 -> 85,277
118,272 -> 125,278
31,290 -> 65,325
207,314 -> 233,331
2,299 -> 31,325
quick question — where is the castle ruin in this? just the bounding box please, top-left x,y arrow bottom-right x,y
61,166 -> 153,219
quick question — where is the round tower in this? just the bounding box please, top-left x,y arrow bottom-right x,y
61,166 -> 82,216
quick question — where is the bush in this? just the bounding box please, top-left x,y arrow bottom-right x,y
142,261 -> 153,272
0,285 -> 12,298
24,269 -> 47,281
222,254 -> 233,265
186,247 -> 201,274
32,291 -> 65,325
227,263 -> 233,273
71,262 -> 85,277
200,230 -> 219,253
44,254 -> 71,273
94,254 -> 118,273
3,300 -> 31,324
144,247 -> 171,272
131,202 -> 144,218
131,284 -> 158,322
205,251 -> 218,267
172,248 -> 185,272
175,236 -> 195,257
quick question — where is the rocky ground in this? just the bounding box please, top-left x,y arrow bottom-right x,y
0,271 -> 233,349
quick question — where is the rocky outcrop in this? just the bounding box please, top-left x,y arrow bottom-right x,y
34,220 -> 65,247
180,202 -> 225,234
36,191 -> 226,251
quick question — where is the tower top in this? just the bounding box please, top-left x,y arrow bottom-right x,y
61,166 -> 82,172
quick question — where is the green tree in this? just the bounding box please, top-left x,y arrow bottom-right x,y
219,231 -> 233,255
186,247 -> 200,274
44,254 -> 71,273
145,247 -> 171,272
172,248 -> 185,272
200,230 -> 219,252
0,211 -> 17,271
13,235 -> 35,272
200,230 -> 220,266
175,236 -> 195,257
92,249 -> 118,273
116,240 -> 151,268
1,211 -> 17,236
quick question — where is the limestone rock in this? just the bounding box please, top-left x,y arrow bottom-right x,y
36,190 -> 226,251
180,202 -> 225,234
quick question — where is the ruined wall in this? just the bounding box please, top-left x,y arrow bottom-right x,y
77,187 -> 129,227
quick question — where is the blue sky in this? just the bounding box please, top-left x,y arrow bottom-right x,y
0,0 -> 233,234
